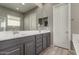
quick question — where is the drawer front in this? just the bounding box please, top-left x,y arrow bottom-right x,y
0,45 -> 22,55
36,38 -> 42,44
18,36 -> 35,43
43,33 -> 47,37
25,36 -> 35,43
0,39 -> 19,50
36,34 -> 42,39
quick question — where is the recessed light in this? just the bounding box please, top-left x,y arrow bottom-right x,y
16,8 -> 19,10
22,3 -> 25,5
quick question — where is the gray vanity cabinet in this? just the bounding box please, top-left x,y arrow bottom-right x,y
0,39 -> 23,55
24,36 -> 35,55
0,32 -> 50,55
35,34 -> 43,54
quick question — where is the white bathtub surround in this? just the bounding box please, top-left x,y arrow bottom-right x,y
0,30 -> 50,41
72,34 -> 79,55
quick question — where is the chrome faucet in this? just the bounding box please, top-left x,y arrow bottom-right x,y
12,27 -> 19,35
13,31 -> 19,35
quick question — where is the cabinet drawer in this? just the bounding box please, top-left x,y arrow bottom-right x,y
0,39 -> 19,50
0,45 -> 21,55
25,36 -> 35,42
43,34 -> 47,37
36,34 -> 42,39
36,39 -> 42,43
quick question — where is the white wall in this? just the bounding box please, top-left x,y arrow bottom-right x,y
71,3 -> 79,34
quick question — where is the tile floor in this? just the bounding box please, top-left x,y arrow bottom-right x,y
40,46 -> 72,55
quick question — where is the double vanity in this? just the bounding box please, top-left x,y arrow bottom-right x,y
0,30 -> 50,55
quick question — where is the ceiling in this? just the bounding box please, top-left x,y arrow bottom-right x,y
0,3 -> 37,13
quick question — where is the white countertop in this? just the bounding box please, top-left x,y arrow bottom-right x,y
0,30 -> 50,41
72,34 -> 79,55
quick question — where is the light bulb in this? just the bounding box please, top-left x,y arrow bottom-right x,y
22,3 -> 25,5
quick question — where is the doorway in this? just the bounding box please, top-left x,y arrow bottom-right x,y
53,4 -> 71,49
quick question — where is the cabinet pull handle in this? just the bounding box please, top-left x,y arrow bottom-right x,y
7,49 -> 20,54
0,49 -> 20,54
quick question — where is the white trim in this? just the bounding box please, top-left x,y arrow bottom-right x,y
68,3 -> 71,50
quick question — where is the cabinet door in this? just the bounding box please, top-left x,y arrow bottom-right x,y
36,34 -> 43,54
46,33 -> 50,47
0,45 -> 22,55
36,45 -> 42,54
25,36 -> 35,55
25,41 -> 35,55
43,36 -> 47,49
